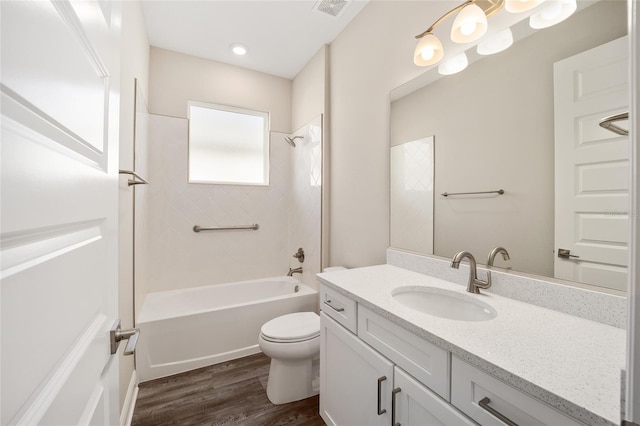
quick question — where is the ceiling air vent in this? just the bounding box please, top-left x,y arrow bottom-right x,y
313,0 -> 349,17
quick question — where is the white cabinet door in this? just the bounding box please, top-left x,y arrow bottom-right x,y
394,367 -> 475,426
1,1 -> 121,424
320,313 -> 393,426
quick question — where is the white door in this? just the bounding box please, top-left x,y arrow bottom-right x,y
554,36 -> 629,291
1,1 -> 121,424
320,313 -> 394,426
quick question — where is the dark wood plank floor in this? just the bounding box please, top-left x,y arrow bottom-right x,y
132,353 -> 326,426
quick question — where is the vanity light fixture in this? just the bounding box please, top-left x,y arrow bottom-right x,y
438,52 -> 469,75
413,0 -> 576,67
230,43 -> 248,56
529,0 -> 577,29
477,28 -> 513,55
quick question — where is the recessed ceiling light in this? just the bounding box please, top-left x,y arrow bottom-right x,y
230,43 -> 248,56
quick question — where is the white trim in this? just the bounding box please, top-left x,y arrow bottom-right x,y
120,370 -> 139,426
627,0 -> 640,421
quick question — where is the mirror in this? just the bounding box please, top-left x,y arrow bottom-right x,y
390,136 -> 435,254
390,0 -> 628,293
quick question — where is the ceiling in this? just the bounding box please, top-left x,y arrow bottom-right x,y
142,0 -> 370,80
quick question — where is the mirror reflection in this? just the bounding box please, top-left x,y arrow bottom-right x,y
390,136 -> 435,254
390,0 -> 628,292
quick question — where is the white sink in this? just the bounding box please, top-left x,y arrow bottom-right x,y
392,286 -> 497,321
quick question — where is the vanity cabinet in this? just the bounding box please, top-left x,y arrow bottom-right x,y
320,313 -> 474,426
451,356 -> 583,426
319,283 -> 589,426
320,312 -> 393,426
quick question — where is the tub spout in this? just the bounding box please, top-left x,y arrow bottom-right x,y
287,267 -> 303,277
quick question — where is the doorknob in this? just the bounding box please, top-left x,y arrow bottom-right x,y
110,320 -> 139,356
557,248 -> 580,259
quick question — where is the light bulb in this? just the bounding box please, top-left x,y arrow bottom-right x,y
414,33 -> 444,66
451,3 -> 488,43
230,43 -> 248,56
420,47 -> 435,61
460,21 -> 477,36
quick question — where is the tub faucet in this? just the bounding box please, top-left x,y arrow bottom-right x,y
485,246 -> 510,287
287,267 -> 303,277
450,251 -> 490,294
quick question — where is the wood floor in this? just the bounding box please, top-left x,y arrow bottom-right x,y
131,353 -> 326,426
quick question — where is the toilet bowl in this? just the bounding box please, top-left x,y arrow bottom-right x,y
258,311 -> 320,405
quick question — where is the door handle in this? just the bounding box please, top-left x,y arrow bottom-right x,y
557,248 -> 580,259
391,387 -> 401,426
323,300 -> 345,312
377,376 -> 387,415
558,249 -> 580,259
479,397 -> 519,426
110,320 -> 139,356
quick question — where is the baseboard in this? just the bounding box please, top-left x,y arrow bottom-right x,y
120,370 -> 139,426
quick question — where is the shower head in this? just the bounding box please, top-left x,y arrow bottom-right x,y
284,135 -> 303,147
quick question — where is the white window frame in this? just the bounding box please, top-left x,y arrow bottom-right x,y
187,100 -> 270,186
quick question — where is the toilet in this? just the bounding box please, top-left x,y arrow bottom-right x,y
258,311 -> 321,405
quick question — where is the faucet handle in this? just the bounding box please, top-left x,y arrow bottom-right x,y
293,247 -> 305,263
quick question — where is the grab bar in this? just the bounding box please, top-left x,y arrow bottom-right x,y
193,224 -> 259,232
442,189 -> 504,197
599,112 -> 629,136
119,169 -> 149,186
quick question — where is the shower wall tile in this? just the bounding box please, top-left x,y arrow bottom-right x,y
145,114 -> 291,295
288,116 -> 323,291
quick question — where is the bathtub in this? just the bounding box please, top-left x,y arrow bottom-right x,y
136,276 -> 318,382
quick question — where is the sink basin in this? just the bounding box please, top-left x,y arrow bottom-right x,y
392,287 -> 497,321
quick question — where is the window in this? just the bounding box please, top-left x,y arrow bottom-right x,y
188,101 -> 270,185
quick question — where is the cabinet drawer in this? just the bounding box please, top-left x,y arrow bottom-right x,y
320,285 -> 357,333
451,356 -> 583,426
358,305 -> 450,400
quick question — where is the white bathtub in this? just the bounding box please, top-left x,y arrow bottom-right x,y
136,276 -> 318,382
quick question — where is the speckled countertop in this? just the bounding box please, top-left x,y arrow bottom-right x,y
317,264 -> 626,426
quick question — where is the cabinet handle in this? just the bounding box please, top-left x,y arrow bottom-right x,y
377,376 -> 387,415
391,387 -> 401,426
479,397 -> 519,426
324,300 -> 345,312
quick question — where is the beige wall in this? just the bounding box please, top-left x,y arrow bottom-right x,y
118,0 -> 149,414
292,45 -> 327,132
389,1 -> 626,277
148,47 -> 292,133
328,1 -> 440,268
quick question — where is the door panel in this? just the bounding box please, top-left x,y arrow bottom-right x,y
0,1 -> 121,424
554,36 -> 629,291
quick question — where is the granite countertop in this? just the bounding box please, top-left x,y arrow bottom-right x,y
317,264 -> 626,426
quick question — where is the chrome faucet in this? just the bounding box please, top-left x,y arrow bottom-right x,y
450,251 -> 490,294
487,247 -> 510,267
486,246 -> 510,287
287,267 -> 303,277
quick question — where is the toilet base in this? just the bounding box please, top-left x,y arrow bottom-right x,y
266,356 -> 319,405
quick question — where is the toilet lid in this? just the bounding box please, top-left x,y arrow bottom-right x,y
260,312 -> 320,342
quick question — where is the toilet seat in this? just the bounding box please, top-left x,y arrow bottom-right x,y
260,312 -> 320,343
